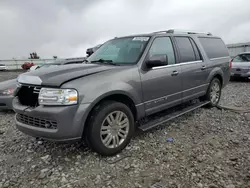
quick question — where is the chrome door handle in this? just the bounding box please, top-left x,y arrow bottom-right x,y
201,66 -> 206,70
171,70 -> 179,76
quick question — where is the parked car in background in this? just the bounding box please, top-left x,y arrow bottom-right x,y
0,58 -> 86,110
13,29 -> 230,156
21,62 -> 35,70
0,79 -> 16,110
0,64 -> 7,71
230,52 -> 250,80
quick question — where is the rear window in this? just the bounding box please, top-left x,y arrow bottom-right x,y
233,54 -> 250,62
198,37 -> 229,59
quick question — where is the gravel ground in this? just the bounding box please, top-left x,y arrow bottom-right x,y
0,71 -> 250,188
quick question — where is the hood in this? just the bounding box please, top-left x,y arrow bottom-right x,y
17,63 -> 116,87
0,79 -> 17,89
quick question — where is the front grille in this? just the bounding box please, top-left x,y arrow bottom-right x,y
16,113 -> 57,129
17,85 -> 41,107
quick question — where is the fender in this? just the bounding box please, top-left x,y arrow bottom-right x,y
78,82 -> 145,134
80,81 -> 142,105
206,67 -> 224,85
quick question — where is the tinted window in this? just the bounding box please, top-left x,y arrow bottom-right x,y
175,37 -> 196,62
148,37 -> 176,65
198,37 -> 229,59
190,38 -> 202,61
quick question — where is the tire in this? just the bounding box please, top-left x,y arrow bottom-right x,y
84,100 -> 135,156
202,78 -> 222,107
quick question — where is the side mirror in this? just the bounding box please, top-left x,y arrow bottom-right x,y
145,54 -> 168,68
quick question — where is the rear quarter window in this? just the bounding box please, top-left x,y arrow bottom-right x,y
198,37 -> 229,59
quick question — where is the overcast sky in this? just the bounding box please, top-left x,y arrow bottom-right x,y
0,0 -> 249,59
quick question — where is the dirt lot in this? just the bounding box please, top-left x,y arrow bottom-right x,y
0,71 -> 250,188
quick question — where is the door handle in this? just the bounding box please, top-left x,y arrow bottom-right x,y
171,70 -> 179,76
201,65 -> 206,70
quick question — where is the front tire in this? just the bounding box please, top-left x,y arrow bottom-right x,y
202,78 -> 222,107
85,101 -> 135,156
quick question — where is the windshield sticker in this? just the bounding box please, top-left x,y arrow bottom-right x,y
132,37 -> 149,41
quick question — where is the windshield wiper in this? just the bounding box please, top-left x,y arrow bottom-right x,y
91,59 -> 119,66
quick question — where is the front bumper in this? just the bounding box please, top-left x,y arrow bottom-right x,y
12,97 -> 91,142
0,95 -> 13,110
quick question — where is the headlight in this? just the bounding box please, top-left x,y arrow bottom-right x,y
38,88 -> 78,106
1,88 -> 15,95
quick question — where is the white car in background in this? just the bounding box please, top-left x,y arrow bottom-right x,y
230,52 -> 250,80
0,64 -> 7,71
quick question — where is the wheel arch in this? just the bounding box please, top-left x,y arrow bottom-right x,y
207,68 -> 224,86
213,74 -> 223,85
80,91 -> 139,138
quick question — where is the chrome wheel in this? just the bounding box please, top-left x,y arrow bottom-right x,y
210,81 -> 220,104
100,111 -> 129,149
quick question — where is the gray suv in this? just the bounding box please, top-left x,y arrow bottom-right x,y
13,29 -> 231,156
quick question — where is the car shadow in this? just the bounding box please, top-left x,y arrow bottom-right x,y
0,109 -> 15,114
230,77 -> 250,82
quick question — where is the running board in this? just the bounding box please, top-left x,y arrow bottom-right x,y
138,101 -> 210,131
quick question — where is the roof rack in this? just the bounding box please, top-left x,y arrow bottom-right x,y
152,29 -> 212,36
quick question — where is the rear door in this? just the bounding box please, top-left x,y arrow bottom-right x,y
173,36 -> 208,102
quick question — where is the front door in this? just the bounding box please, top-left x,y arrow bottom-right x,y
140,36 -> 183,115
173,36 -> 208,101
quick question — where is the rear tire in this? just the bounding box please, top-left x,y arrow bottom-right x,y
201,78 -> 222,107
84,101 -> 135,156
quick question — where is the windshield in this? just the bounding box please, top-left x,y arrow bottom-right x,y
233,54 -> 250,62
87,36 -> 150,65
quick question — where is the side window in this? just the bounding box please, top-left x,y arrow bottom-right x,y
198,37 -> 229,59
148,37 -> 176,65
175,37 -> 196,62
189,38 -> 202,61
